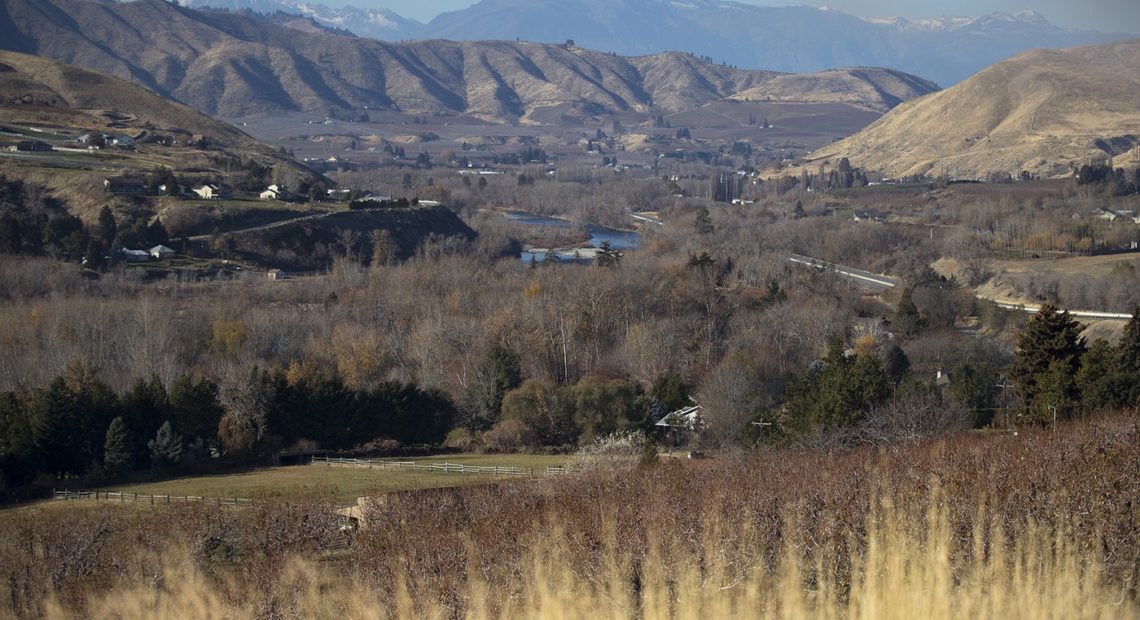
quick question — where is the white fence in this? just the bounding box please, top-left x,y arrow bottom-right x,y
53,489 -> 254,507
311,455 -> 536,477
312,456 -> 572,478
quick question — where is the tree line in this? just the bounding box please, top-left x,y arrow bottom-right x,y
0,362 -> 454,491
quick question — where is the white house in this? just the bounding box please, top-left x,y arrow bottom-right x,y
149,245 -> 175,260
192,184 -> 228,200
654,405 -> 703,431
260,184 -> 288,200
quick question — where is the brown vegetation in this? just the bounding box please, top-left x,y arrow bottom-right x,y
1,414 -> 1136,618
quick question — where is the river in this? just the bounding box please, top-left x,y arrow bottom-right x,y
503,212 -> 640,263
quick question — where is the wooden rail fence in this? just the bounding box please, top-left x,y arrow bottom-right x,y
53,489 -> 254,507
311,456 -> 570,478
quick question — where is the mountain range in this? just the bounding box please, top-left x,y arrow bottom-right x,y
0,0 -> 937,120
181,0 -> 419,40
808,39 -> 1140,179
182,0 -> 1126,86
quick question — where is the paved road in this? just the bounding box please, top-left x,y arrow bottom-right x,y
788,254 -> 897,289
787,254 -> 1132,321
630,213 -> 664,226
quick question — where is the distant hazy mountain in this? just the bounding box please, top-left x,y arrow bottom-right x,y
179,0 -> 423,41
152,0 -> 1125,86
808,39 -> 1140,179
0,0 -> 936,119
416,0 -> 1125,86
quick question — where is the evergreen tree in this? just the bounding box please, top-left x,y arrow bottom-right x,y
31,378 -> 89,476
785,340 -> 890,436
148,421 -> 183,468
169,376 -> 224,444
0,392 -> 36,487
1118,307 -> 1140,373
120,376 -> 169,467
882,343 -> 910,385
694,207 -> 714,235
650,373 -> 692,414
466,344 -> 522,430
1076,339 -> 1121,412
542,247 -> 560,265
948,362 -> 999,427
893,287 -> 922,335
595,241 -> 622,268
103,417 -> 131,476
1009,305 -> 1086,421
96,206 -> 117,249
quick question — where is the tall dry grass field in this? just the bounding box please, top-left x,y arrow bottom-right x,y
3,415 -> 1137,619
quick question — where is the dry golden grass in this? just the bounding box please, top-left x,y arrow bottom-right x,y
49,495 -> 1136,619
810,40 -> 1140,178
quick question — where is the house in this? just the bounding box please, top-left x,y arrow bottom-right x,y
119,249 -> 151,262
104,176 -> 147,196
654,405 -> 703,431
192,184 -> 229,200
1097,209 -> 1118,222
149,245 -> 175,260
109,135 -> 135,149
259,184 -> 289,201
8,140 -> 52,152
76,133 -> 105,147
267,269 -> 285,280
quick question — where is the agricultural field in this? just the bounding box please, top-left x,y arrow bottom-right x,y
17,454 -> 570,508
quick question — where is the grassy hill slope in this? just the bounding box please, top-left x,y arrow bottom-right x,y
808,39 -> 1140,179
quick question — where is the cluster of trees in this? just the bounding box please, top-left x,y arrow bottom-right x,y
1011,305 -> 1140,422
493,147 -> 548,165
453,343 -> 692,450
0,365 -> 222,487
0,177 -> 170,267
0,360 -> 456,491
0,176 -> 89,261
1075,162 -> 1140,196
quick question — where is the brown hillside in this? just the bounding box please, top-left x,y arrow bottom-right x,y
0,0 -> 938,120
0,50 -> 314,215
0,50 -> 265,151
808,39 -> 1140,179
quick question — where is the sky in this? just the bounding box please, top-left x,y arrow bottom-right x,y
369,0 -> 1140,34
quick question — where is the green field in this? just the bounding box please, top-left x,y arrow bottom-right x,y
85,454 -> 567,504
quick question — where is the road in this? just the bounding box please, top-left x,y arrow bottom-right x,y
787,254 -> 1133,321
185,207 -> 385,241
788,254 -> 897,289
